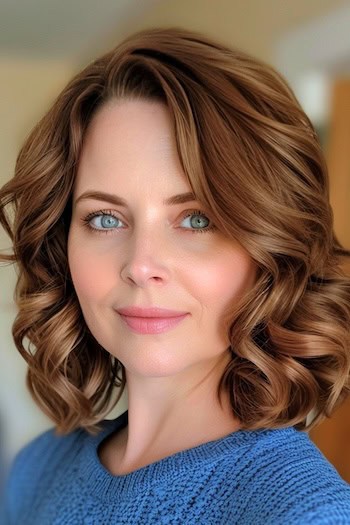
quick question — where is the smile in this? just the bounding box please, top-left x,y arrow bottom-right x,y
119,314 -> 189,334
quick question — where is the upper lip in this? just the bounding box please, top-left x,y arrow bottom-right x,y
116,306 -> 188,318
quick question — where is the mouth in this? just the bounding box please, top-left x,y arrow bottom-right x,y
116,306 -> 188,318
118,313 -> 189,334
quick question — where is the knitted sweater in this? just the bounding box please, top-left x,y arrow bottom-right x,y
2,410 -> 350,524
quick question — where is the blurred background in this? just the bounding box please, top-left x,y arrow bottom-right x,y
0,0 -> 349,482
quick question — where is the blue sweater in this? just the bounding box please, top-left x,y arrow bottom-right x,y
2,410 -> 350,524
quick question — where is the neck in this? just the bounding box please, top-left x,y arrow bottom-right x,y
103,350 -> 241,475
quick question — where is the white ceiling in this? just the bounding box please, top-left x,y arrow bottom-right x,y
0,0 -> 157,61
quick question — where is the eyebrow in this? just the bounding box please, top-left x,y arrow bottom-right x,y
74,190 -> 198,207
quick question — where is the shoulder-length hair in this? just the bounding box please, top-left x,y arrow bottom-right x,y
1,27 -> 350,435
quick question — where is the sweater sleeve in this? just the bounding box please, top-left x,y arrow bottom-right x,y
237,431 -> 350,524
0,428 -> 85,525
0,427 -> 70,525
295,503 -> 350,524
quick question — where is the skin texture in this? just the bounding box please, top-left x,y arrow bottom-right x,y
68,99 -> 257,475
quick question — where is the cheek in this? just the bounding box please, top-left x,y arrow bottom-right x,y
67,236 -> 115,303
192,251 -> 256,311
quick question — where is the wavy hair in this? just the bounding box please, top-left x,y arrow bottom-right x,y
1,27 -> 350,435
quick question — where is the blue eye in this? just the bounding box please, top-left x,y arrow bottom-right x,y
91,214 -> 121,229
82,211 -> 122,233
181,211 -> 212,232
81,209 -> 216,235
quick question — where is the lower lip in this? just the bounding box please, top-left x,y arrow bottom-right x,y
119,314 -> 188,334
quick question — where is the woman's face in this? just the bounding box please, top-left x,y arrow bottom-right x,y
68,99 -> 256,377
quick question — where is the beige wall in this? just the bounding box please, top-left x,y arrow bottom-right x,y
0,58 -> 76,180
0,58 -> 77,458
103,0 -> 347,63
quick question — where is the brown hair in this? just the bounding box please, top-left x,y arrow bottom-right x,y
1,27 -> 350,436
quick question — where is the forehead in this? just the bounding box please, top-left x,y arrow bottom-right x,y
73,99 -> 191,199
84,99 -> 175,156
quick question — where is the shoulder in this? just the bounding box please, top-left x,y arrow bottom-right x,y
234,426 -> 350,523
9,423 -> 87,480
1,424 -> 91,524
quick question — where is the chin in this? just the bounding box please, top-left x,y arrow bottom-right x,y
116,351 -> 194,378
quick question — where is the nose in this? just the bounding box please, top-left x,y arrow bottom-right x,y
120,227 -> 171,287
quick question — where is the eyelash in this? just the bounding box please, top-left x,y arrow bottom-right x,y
81,208 -> 217,235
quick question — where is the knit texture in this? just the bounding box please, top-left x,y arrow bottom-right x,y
2,410 -> 350,524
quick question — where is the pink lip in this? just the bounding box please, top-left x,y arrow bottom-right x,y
119,313 -> 188,334
116,306 -> 188,318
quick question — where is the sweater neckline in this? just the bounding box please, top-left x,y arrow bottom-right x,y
80,410 -> 298,501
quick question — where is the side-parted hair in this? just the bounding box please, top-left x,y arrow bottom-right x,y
1,27 -> 350,435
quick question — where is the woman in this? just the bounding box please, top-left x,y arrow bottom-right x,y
1,26 -> 350,524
